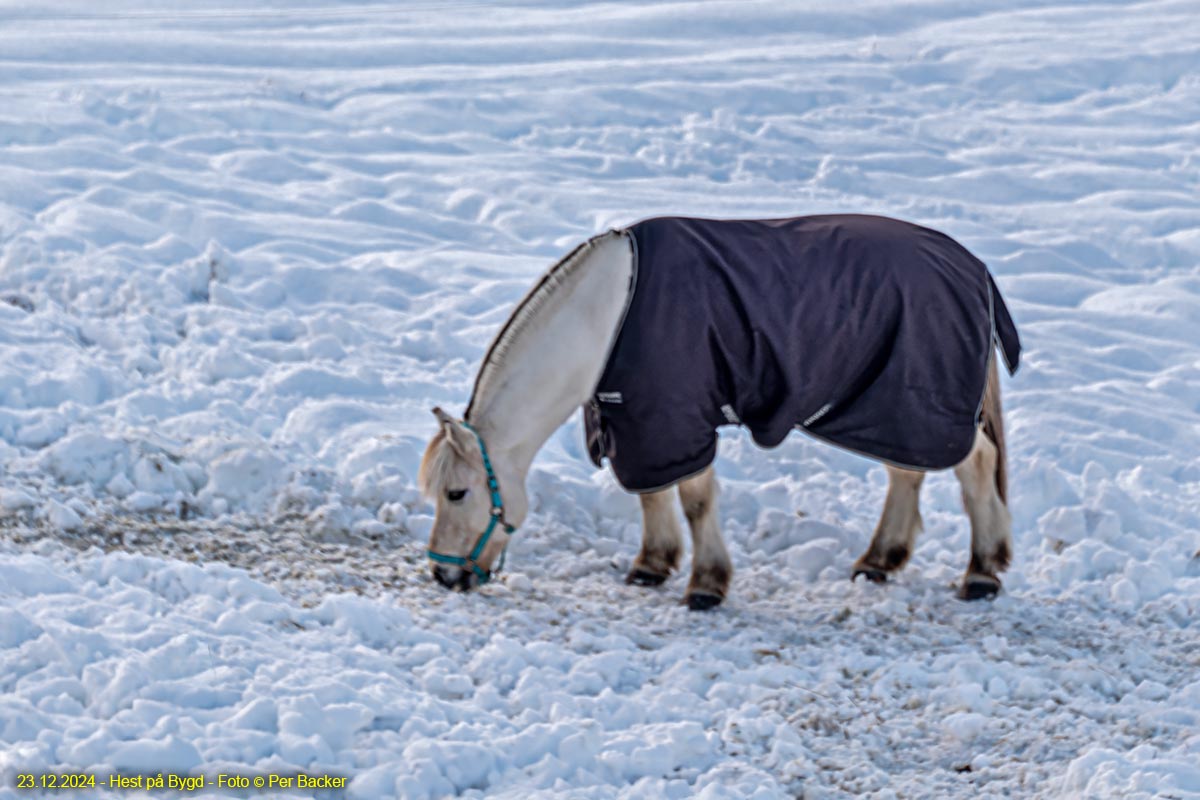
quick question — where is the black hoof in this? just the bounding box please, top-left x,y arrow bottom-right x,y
686,592 -> 724,611
958,577 -> 1001,601
626,567 -> 668,587
852,567 -> 888,584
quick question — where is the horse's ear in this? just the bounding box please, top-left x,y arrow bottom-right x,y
431,407 -> 474,460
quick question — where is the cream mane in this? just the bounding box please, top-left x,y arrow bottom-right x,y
465,231 -> 622,421
418,428 -> 460,498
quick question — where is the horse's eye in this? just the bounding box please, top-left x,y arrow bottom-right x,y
446,489 -> 467,503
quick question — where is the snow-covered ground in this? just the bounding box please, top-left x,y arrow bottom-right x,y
1,1 -> 1198,797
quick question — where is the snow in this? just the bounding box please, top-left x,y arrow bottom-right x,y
1,0 -> 1198,797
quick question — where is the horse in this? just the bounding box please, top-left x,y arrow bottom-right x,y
419,214 -> 1020,610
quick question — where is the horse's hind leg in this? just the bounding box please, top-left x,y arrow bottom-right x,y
852,466 -> 926,583
627,488 -> 683,586
954,428 -> 1012,600
678,465 -> 732,611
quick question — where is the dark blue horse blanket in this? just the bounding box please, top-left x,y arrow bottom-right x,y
584,214 -> 1021,492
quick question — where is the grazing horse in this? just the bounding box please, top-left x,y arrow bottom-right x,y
419,215 -> 1020,609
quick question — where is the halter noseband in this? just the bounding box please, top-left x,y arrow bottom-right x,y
426,420 -> 516,584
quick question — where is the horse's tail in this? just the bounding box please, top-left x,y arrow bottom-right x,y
980,354 -> 1007,504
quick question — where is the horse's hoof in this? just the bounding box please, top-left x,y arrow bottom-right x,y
958,575 -> 1001,601
685,592 -> 724,611
626,567 -> 668,587
852,567 -> 888,584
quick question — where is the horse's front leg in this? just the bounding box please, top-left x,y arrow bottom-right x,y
627,487 -> 683,586
852,466 -> 926,583
678,465 -> 732,611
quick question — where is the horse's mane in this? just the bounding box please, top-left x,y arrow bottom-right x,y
465,231 -> 617,421
418,428 -> 454,497
418,427 -> 480,497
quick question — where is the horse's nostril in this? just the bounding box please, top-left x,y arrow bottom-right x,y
432,563 -> 479,592
432,565 -> 458,589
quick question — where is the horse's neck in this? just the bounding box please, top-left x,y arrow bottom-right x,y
470,232 -> 634,476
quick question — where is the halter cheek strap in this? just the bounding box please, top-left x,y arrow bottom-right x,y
426,421 -> 516,584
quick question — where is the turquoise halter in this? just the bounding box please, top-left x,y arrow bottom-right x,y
426,420 -> 516,584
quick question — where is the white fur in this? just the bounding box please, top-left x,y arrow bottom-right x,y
954,427 -> 1013,577
677,466 -> 732,601
421,232 -> 635,583
857,465 -> 926,570
469,231 -> 635,480
635,488 -> 683,575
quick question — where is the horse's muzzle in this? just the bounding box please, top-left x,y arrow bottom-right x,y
431,564 -> 477,592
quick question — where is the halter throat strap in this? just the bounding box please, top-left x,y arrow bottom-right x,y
426,420 -> 516,584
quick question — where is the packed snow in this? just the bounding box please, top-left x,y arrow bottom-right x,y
1,1 -> 1198,798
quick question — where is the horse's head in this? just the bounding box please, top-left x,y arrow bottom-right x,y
418,407 -> 524,591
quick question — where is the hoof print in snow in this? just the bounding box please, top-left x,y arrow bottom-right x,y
685,592 -> 723,611
625,567 -> 668,586
3,293 -> 34,313
852,567 -> 888,584
958,576 -> 1001,601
